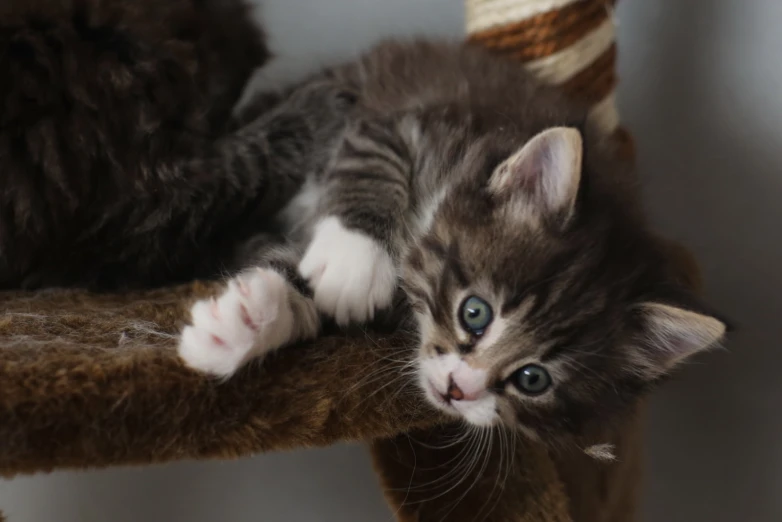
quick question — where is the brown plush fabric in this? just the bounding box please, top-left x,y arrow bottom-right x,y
0,255 -> 666,522
0,283 -> 572,521
0,282 -> 435,472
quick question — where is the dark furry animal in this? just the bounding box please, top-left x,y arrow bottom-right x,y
0,0 -> 351,290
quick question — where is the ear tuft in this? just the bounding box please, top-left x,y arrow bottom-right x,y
489,127 -> 583,220
634,302 -> 727,379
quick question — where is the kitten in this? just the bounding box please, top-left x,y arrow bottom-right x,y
178,38 -> 729,440
0,0 -> 352,290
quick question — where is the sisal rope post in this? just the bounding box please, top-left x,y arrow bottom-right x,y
466,0 -> 635,159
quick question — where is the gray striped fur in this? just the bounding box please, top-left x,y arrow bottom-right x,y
194,39 -> 727,444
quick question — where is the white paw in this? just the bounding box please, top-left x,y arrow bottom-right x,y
178,268 -> 293,378
298,217 -> 396,326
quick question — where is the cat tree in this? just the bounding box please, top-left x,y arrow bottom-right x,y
0,1 -> 691,520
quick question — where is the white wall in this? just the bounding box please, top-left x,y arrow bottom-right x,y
617,1 -> 782,521
1,1 -> 777,521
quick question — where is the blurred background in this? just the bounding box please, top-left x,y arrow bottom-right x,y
0,0 -> 777,520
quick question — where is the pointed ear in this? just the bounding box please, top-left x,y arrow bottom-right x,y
488,127 -> 583,220
632,302 -> 727,380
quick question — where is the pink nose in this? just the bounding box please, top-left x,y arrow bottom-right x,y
446,376 -> 464,401
446,373 -> 482,402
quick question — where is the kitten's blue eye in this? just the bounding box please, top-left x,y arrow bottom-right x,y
514,364 -> 552,395
459,296 -> 493,334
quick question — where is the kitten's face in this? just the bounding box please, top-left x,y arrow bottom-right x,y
402,128 -> 726,440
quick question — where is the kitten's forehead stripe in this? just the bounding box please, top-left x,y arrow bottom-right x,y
421,235 -> 447,257
501,292 -> 534,316
540,319 -> 602,362
445,241 -> 470,289
521,249 -> 581,324
433,276 -> 453,327
406,286 -> 435,313
405,248 -> 424,271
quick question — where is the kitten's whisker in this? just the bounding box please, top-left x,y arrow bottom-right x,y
394,433 -> 418,522
394,429 -> 477,490
476,429 -> 504,522
342,338 -> 420,412
388,375 -> 419,405
340,354 -> 410,389
488,428 -> 518,520
437,426 -> 493,521
351,367 -> 419,414
399,425 -> 480,496
338,364 -> 410,408
476,427 -> 512,522
407,430 -> 472,451
433,426 -> 486,502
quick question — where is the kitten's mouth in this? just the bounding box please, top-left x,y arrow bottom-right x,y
421,375 -> 499,427
424,379 -> 455,410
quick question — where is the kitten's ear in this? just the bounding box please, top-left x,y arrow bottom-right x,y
488,127 -> 583,220
632,301 -> 727,380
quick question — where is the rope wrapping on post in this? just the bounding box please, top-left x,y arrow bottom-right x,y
466,0 -> 635,159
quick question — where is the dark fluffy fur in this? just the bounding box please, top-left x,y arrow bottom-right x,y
0,0 -> 354,290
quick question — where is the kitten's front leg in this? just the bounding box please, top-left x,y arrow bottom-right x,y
299,216 -> 398,326
299,119 -> 411,326
178,266 -> 319,378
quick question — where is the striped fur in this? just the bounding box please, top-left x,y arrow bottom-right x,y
180,40 -> 727,442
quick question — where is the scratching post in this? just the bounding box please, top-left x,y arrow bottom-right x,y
466,0 -> 634,159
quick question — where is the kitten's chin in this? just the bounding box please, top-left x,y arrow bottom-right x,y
452,397 -> 499,427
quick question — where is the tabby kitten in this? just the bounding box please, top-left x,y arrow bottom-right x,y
178,40 -> 727,439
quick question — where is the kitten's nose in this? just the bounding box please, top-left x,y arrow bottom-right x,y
446,370 -> 485,402
447,375 -> 465,401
